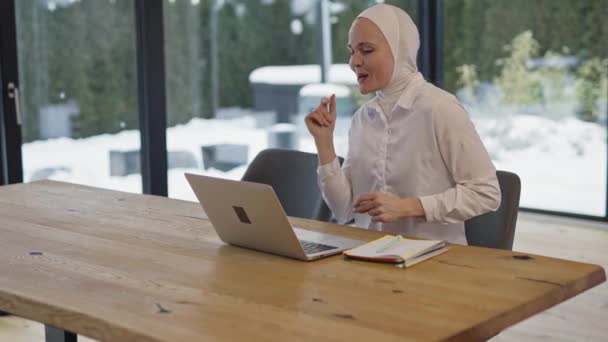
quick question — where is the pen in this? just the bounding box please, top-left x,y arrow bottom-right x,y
376,236 -> 401,253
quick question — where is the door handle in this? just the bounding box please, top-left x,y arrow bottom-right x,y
7,82 -> 22,126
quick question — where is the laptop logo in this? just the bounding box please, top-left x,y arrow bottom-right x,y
232,206 -> 252,224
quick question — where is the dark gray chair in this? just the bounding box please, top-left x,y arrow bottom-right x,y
465,170 -> 521,250
241,148 -> 338,221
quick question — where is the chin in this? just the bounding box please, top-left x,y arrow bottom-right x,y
358,85 -> 378,95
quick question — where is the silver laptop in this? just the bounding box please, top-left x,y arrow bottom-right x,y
185,173 -> 361,261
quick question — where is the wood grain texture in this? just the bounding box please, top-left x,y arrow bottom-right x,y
0,180 -> 604,342
491,213 -> 608,341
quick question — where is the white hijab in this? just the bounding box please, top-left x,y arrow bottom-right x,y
357,4 -> 422,115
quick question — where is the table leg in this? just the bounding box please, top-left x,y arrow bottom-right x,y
45,325 -> 77,342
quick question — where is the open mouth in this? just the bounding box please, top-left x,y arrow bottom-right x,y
357,74 -> 369,83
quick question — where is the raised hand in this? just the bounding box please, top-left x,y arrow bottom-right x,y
304,94 -> 336,144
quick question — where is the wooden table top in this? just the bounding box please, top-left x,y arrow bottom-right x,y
0,180 -> 604,341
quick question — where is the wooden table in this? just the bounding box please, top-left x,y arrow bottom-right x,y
0,180 -> 604,342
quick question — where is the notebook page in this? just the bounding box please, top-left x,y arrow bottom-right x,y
346,236 -> 443,259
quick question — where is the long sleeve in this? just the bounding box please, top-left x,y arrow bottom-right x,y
317,155 -> 354,224
418,99 -> 501,223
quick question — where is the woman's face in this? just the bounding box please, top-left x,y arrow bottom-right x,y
348,18 -> 394,94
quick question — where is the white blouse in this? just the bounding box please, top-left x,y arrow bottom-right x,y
317,75 -> 501,245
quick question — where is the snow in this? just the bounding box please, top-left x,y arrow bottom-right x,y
527,56 -> 578,69
22,108 -> 607,217
22,114 -> 342,201
299,83 -> 351,97
268,123 -> 297,132
290,18 -> 303,35
249,64 -> 357,85
471,113 -> 606,215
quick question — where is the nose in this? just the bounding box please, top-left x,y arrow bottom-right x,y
350,52 -> 363,69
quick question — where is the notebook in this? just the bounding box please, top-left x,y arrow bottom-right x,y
343,235 -> 448,268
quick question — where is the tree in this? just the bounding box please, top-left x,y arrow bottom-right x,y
444,0 -> 608,96
456,64 -> 479,103
15,0 -> 608,141
165,0 -> 206,124
495,31 -> 544,105
575,58 -> 608,122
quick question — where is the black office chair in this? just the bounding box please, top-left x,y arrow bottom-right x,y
465,170 -> 521,250
241,148 -> 338,222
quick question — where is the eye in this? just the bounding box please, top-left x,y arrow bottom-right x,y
361,48 -> 374,55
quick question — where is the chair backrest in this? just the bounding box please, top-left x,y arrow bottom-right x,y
241,148 -> 334,221
465,170 -> 521,250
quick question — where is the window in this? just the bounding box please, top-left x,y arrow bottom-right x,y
16,0 -> 141,193
444,0 -> 608,216
163,0 -> 417,201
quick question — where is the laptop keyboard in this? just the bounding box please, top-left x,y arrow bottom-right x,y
299,240 -> 338,255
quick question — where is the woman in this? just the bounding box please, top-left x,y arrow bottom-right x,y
304,4 -> 500,245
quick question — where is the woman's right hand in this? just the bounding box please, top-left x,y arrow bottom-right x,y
305,95 -> 336,144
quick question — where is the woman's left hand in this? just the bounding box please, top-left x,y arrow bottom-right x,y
353,192 -> 424,223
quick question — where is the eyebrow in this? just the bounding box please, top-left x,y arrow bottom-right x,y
347,42 -> 375,49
